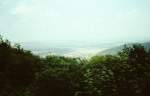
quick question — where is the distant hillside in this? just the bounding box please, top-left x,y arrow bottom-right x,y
99,42 -> 150,55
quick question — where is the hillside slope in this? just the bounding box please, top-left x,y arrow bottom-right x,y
99,42 -> 150,55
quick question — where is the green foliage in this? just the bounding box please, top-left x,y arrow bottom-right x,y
0,36 -> 150,96
86,44 -> 150,96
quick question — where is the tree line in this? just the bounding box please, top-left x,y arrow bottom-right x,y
0,36 -> 150,96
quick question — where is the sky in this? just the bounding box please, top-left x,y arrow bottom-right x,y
0,0 -> 150,42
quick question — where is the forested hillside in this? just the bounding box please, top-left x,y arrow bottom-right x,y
99,42 -> 150,55
1,36 -> 150,96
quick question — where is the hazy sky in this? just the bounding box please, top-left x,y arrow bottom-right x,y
0,0 -> 150,42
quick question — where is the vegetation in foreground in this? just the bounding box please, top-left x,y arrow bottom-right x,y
0,36 -> 150,96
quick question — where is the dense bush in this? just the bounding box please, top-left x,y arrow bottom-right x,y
0,36 -> 150,96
